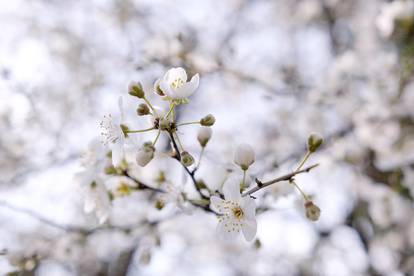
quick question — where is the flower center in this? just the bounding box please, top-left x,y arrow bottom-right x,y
232,206 -> 244,220
117,183 -> 132,196
171,78 -> 184,89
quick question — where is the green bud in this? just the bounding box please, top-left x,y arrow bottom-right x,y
196,180 -> 207,190
108,191 -> 115,202
155,199 -> 165,210
181,151 -> 194,167
200,114 -> 215,126
105,166 -> 118,175
254,239 -> 262,249
154,78 -> 165,96
137,103 -> 150,116
305,201 -> 321,221
128,81 -> 145,98
308,134 -> 323,153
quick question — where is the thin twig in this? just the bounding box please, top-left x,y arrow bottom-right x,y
123,170 -> 165,193
0,200 -> 92,234
168,131 -> 210,201
242,163 -> 319,197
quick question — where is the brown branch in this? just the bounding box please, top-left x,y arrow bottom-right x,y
0,200 -> 92,234
124,156 -> 216,214
167,131 -> 210,201
242,163 -> 319,197
123,170 -> 165,194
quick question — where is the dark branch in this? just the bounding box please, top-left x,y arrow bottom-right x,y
242,163 -> 319,197
167,131 -> 210,201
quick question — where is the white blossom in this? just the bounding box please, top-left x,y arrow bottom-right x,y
157,67 -> 199,100
75,141 -> 111,224
234,143 -> 255,170
100,97 -> 126,167
210,177 -> 257,241
83,179 -> 111,224
75,140 -> 106,193
80,139 -> 107,170
161,182 -> 192,213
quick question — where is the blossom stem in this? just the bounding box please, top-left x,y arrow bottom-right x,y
291,180 -> 309,201
241,163 -> 319,197
143,96 -> 157,116
165,103 -> 175,119
127,127 -> 155,133
294,151 -> 311,172
242,169 -> 247,189
177,121 -> 201,127
152,130 -> 161,146
174,132 -> 185,151
195,147 -> 205,171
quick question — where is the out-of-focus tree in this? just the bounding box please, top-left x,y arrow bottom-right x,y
0,0 -> 413,275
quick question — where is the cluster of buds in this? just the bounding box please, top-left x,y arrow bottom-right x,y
114,67 -> 216,168
307,134 -> 323,153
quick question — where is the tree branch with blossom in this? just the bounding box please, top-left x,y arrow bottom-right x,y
81,67 -> 325,242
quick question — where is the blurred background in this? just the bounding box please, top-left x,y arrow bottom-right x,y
1,0 -> 414,275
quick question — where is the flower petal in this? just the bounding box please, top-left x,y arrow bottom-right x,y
97,209 -> 109,224
217,218 -> 240,240
240,197 -> 256,220
118,96 -> 124,122
166,67 -> 187,83
222,177 -> 242,202
160,79 -> 175,99
173,73 -> 199,99
83,194 -> 95,213
111,141 -> 124,167
242,218 -> 257,241
210,196 -> 225,214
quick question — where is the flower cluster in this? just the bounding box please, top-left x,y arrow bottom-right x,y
78,67 -> 323,242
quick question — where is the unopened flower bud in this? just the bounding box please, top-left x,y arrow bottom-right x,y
254,239 -> 262,249
200,114 -> 215,126
137,103 -> 150,116
136,142 -> 155,167
155,199 -> 165,210
308,134 -> 323,153
139,250 -> 152,265
181,151 -> 194,167
128,81 -> 145,98
153,78 -> 165,96
196,180 -> 207,190
234,143 -> 255,170
304,201 -> 321,221
159,118 -> 171,131
197,127 -> 212,147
